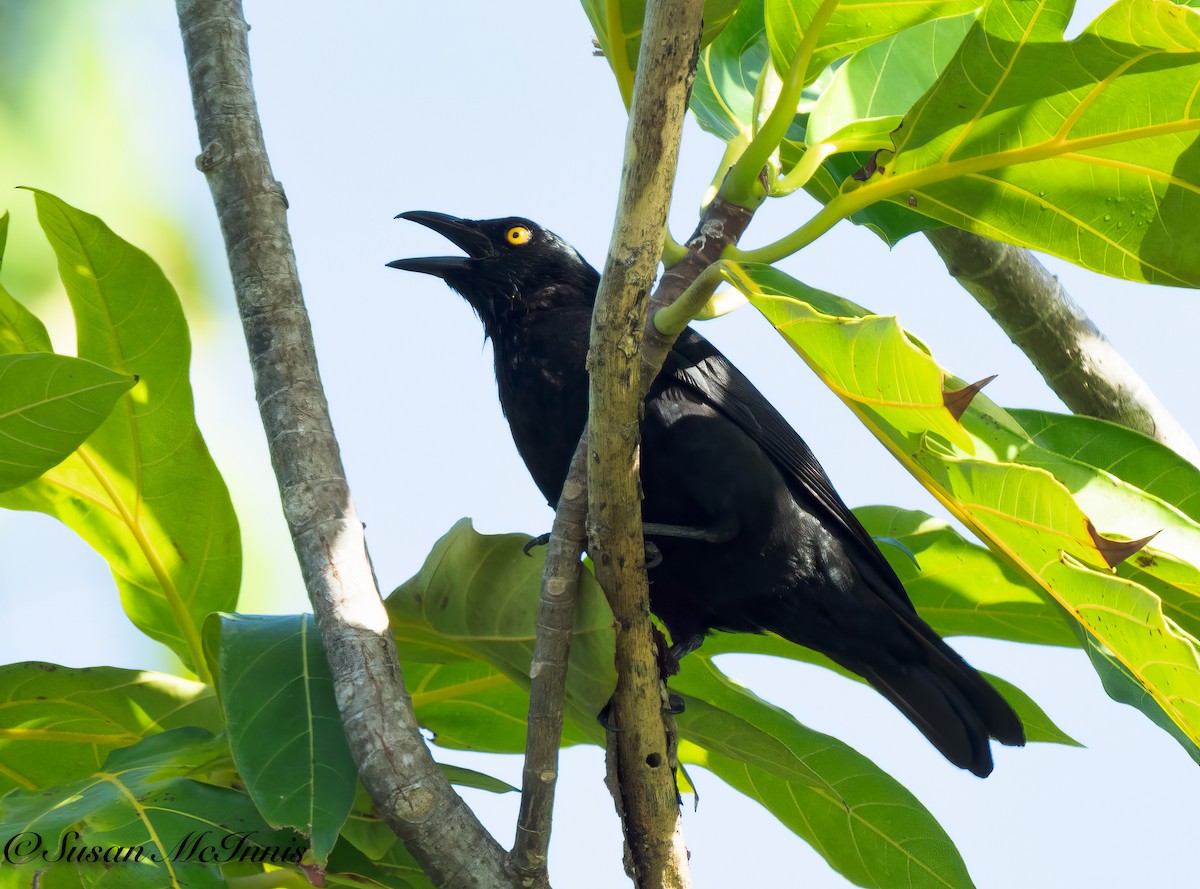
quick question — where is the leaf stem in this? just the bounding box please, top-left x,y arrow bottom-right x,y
652,260 -> 730,336
720,0 -> 841,206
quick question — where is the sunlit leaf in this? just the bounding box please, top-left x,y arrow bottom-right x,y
870,0 -> 1200,286
692,0 -> 928,242
0,193 -> 240,678
0,353 -> 135,493
854,506 -> 1075,648
806,11 -> 977,145
0,662 -> 220,796
0,729 -> 305,889
763,0 -> 981,90
727,259 -> 1200,756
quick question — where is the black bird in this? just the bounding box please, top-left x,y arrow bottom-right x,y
389,211 -> 1025,776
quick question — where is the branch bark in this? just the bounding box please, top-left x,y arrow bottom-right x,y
510,436 -> 588,883
926,227 -> 1200,466
586,1 -> 704,885
175,3 -> 520,886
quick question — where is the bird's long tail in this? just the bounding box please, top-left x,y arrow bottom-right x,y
856,642 -> 1025,778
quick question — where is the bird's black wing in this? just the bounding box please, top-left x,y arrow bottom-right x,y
662,326 -> 917,613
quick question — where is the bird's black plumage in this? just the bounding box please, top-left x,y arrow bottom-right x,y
390,211 -> 1025,776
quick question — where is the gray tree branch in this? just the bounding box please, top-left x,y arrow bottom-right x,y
510,435 -> 587,884
174,3 -> 521,885
926,227 -> 1200,466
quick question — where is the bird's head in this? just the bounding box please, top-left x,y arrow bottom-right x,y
388,211 -> 598,335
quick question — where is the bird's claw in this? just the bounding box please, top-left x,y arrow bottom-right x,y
664,693 -> 685,715
596,702 -> 621,733
523,532 -> 552,557
644,540 -> 663,569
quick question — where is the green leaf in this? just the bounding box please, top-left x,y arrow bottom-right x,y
207,613 -> 356,865
1011,409 -> 1200,526
691,0 -> 928,243
0,662 -> 221,797
325,836 -> 434,889
691,0 -> 774,142
806,11 -> 977,146
674,658 -> 975,889
723,262 -> 977,452
0,272 -> 53,355
436,764 -> 516,794
854,505 -> 1076,647
400,660 -> 599,752
0,353 -> 135,493
728,260 -> 1200,758
0,210 -> 7,270
866,0 -> 1200,286
389,522 -> 1071,883
386,519 -> 617,732
763,0 -> 981,90
580,0 -> 742,107
0,192 -> 240,679
0,728 -> 307,889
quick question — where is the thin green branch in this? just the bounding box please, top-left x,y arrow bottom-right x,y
723,196 -> 851,263
652,260 -> 730,336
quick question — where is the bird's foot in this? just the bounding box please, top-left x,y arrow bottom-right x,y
644,540 -> 662,569
522,532 -> 552,556
596,701 -> 620,732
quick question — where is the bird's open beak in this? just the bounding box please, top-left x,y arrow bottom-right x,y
387,211 -> 493,276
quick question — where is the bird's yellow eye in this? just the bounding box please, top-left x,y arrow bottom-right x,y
506,226 -> 533,246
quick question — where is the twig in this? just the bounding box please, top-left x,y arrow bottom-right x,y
510,436 -> 588,883
175,3 -> 520,886
926,227 -> 1200,466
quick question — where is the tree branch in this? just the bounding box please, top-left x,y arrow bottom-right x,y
586,1 -> 704,885
510,435 -> 588,884
175,3 -> 520,886
926,227 -> 1200,466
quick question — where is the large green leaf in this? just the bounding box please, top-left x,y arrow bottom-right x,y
0,728 -> 306,889
728,260 -> 1200,759
864,0 -> 1200,285
388,522 -> 1068,886
386,519 -> 618,730
854,506 -> 1075,648
400,660 -> 600,753
580,0 -> 741,107
763,0 -> 980,89
674,658 -> 975,889
206,613 -> 356,865
0,353 -> 135,493
691,0 -> 773,142
0,192 -> 240,678
1011,409 -> 1200,525
691,0 -> 932,243
0,662 -> 221,797
806,12 -> 977,146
